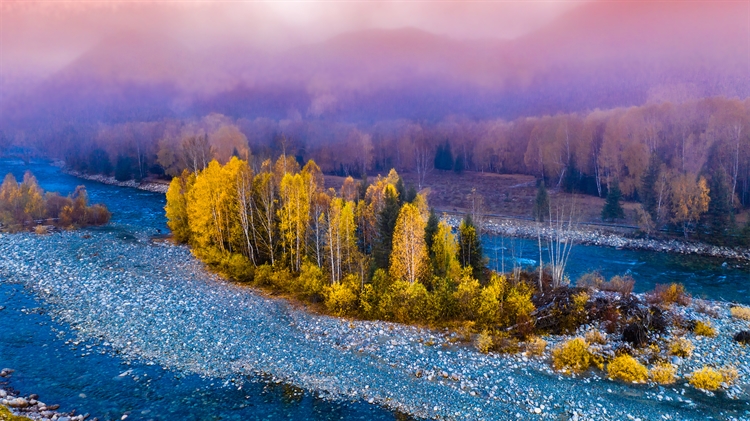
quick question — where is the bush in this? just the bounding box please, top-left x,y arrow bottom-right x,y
669,337 -> 694,358
552,338 -> 595,374
734,330 -> 750,345
693,321 -> 716,337
491,332 -> 520,354
525,336 -> 548,356
253,264 -> 274,286
719,366 -> 739,386
601,275 -> 635,296
297,262 -> 325,299
730,306 -> 750,321
324,278 -> 360,317
607,354 -> 648,383
649,362 -> 676,384
454,274 -> 480,320
585,329 -> 607,345
622,322 -> 648,347
647,283 -> 690,306
34,225 -> 48,235
475,330 -> 493,354
689,367 -> 723,391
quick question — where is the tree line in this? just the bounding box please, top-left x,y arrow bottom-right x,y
0,172 -> 110,231
10,96 -> 750,243
165,156 -> 541,330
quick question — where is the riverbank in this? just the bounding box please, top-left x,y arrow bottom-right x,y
61,169 -> 169,194
445,215 -> 750,263
1,230 -> 748,420
1,373 -> 83,421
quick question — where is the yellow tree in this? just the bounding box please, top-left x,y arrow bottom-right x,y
20,172 -> 46,223
279,172 -> 311,271
187,160 -> 233,253
252,165 -> 278,265
390,203 -> 428,284
670,174 -> 710,238
432,219 -> 460,279
165,169 -> 195,243
325,198 -> 358,284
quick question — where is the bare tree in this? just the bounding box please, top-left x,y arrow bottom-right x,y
182,134 -> 211,175
537,198 -> 578,291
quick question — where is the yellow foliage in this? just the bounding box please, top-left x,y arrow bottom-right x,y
552,338 -> 593,374
693,321 -> 716,337
730,306 -> 750,321
165,170 -> 194,243
389,203 -> 429,284
669,338 -> 694,358
689,367 -> 723,391
608,354 -> 648,383
324,278 -> 360,317
573,292 -> 589,310
454,273 -> 481,320
649,362 -> 676,384
475,330 -> 493,354
506,285 -> 535,326
431,220 -> 460,278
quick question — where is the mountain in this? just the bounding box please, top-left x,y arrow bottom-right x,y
2,1 -> 748,130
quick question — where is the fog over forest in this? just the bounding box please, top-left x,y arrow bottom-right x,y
1,1 -> 749,213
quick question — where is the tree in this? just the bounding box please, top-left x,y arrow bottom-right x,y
703,167 -> 732,243
670,174 -> 710,238
390,203 -> 428,284
88,149 -> 113,175
640,153 -> 661,221
532,180 -> 549,222
279,172 -> 310,272
434,141 -> 454,171
458,214 -> 484,280
374,185 -> 400,269
424,208 -> 439,254
114,155 -> 133,181
431,219 -> 460,279
165,170 -> 195,243
601,182 -> 625,221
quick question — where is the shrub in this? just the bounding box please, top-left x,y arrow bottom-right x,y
576,272 -> 604,290
585,329 -> 607,345
491,332 -> 520,354
622,322 -> 648,347
730,306 -> 750,321
505,284 -> 535,327
607,354 -> 648,383
253,264 -> 274,286
525,336 -> 548,356
475,330 -> 493,354
34,225 -> 48,235
647,283 -> 690,306
689,367 -> 723,391
693,321 -> 716,337
552,338 -> 594,374
297,262 -> 325,299
649,362 -> 676,384
669,338 -> 694,358
359,284 -> 379,319
324,278 -> 360,317
719,366 -> 739,386
601,275 -> 635,295
454,274 -> 481,320
734,330 -> 750,345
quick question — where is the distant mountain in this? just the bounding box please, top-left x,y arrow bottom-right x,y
2,1 -> 748,130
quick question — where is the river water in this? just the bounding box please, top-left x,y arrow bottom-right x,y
0,159 -> 748,420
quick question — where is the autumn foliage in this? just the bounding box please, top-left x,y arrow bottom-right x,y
0,171 -> 110,231
166,156 -> 542,332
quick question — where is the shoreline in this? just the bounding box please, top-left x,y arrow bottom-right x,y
61,167 -> 750,263
0,230 -> 748,420
1,377 -> 82,421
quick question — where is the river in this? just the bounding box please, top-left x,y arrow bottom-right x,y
0,159 -> 748,420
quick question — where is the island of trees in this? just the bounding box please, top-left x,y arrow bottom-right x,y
0,171 -> 111,232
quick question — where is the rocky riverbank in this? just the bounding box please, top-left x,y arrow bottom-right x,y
61,169 -> 169,194
1,230 -> 748,420
1,369 -> 86,421
446,216 -> 750,263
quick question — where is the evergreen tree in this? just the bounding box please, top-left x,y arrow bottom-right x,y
424,208 -> 439,255
453,155 -> 465,174
562,157 -> 580,193
602,182 -> 625,221
532,180 -> 549,222
395,177 -> 407,205
374,186 -> 400,269
434,141 -> 454,171
88,149 -> 113,175
114,155 -> 133,181
458,214 -> 484,280
703,167 -> 733,244
640,153 -> 660,220
405,184 -> 418,203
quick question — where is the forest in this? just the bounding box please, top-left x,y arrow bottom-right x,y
8,96 -> 750,244
0,171 -> 111,232
165,156 -> 544,334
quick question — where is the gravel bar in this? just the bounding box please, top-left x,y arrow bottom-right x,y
1,229 -> 748,421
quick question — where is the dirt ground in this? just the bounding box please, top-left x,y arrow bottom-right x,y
325,170 -> 642,226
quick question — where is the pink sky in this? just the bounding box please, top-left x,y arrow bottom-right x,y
1,1 -> 581,76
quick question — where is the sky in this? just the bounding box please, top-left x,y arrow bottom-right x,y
0,1 -> 582,77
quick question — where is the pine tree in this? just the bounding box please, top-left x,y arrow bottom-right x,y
424,208 -> 439,254
602,182 -> 625,221
374,185 -> 400,269
532,180 -> 549,222
640,153 -> 660,220
458,214 -> 484,280
703,168 -> 733,244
